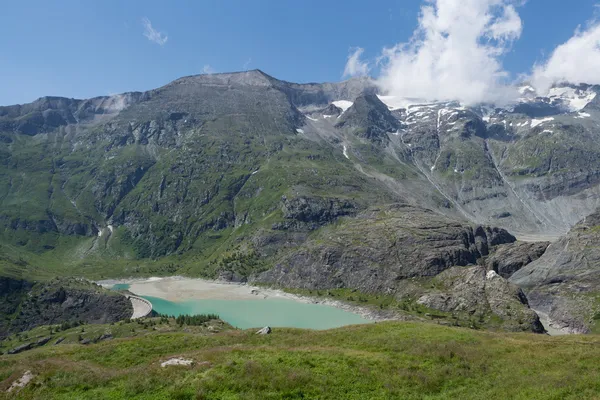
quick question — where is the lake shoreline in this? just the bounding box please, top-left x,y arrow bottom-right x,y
97,276 -> 395,323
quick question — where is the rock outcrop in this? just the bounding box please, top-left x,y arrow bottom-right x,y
510,210 -> 600,333
0,277 -> 132,339
335,94 -> 400,142
485,241 -> 550,278
417,266 -> 544,333
257,204 -> 516,293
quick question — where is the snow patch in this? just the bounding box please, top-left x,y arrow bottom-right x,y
295,128 -> 304,134
547,87 -> 597,112
108,225 -> 113,233
486,270 -> 498,280
377,95 -> 427,111
531,117 -> 554,128
342,145 -> 349,159
306,116 -> 318,122
480,105 -> 495,123
576,112 -> 591,119
332,100 -> 353,113
541,129 -> 553,134
518,85 -> 535,95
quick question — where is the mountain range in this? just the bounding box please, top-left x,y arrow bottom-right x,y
2,69 -> 600,333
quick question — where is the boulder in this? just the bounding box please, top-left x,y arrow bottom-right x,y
161,358 -> 194,367
256,326 -> 272,335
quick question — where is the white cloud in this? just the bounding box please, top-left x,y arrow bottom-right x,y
202,65 -> 215,74
532,21 -> 600,94
375,0 -> 523,105
343,47 -> 370,78
142,17 -> 168,46
243,58 -> 252,70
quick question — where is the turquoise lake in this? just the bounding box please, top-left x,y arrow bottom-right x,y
141,295 -> 370,330
112,283 -> 131,291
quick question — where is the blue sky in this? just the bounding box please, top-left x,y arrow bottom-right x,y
1,0 -> 599,105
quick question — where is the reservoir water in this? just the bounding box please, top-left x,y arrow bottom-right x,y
143,295 -> 369,330
109,279 -> 371,330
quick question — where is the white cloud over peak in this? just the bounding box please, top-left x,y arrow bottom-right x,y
202,65 -> 215,74
376,0 -> 523,105
343,47 -> 370,78
142,17 -> 168,46
532,22 -> 600,94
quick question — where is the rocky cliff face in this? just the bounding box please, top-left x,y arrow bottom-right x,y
0,277 -> 132,339
485,241 -> 550,278
257,204 -> 515,292
510,210 -> 600,334
417,266 -> 544,333
251,204 -> 540,332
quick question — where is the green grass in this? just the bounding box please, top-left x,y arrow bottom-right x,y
1,321 -> 600,399
0,317 -> 229,354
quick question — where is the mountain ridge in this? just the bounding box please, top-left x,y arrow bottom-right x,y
3,70 -> 600,333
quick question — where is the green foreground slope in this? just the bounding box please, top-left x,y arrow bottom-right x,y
1,320 -> 599,399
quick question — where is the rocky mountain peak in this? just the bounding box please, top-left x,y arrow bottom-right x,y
168,69 -> 276,89
335,94 -> 400,142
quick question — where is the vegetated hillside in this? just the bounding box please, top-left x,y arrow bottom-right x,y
0,277 -> 131,340
3,71 -> 600,333
1,320 -> 600,399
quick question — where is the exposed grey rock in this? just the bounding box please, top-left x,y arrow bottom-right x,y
0,277 -> 132,340
256,204 -> 515,293
335,94 -> 400,142
417,266 -> 544,333
161,357 -> 194,367
36,336 -> 52,346
510,210 -> 600,333
276,195 -> 357,230
7,343 -> 33,355
7,370 -> 34,393
486,241 -> 550,278
97,333 -> 113,341
322,104 -> 342,116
